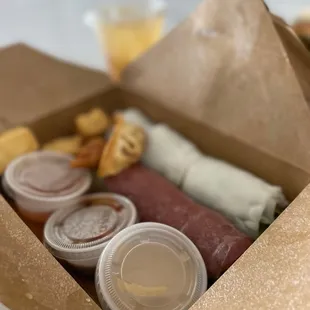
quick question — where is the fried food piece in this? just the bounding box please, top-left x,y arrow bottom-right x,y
98,115 -> 145,177
43,135 -> 82,155
75,108 -> 110,137
0,127 -> 39,174
71,137 -> 106,169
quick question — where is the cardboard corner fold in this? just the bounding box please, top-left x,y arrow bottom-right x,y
0,195 -> 100,310
0,43 -> 113,132
121,0 -> 310,173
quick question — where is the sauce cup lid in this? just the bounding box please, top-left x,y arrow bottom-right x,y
4,151 -> 91,202
96,222 -> 207,310
44,193 -> 138,261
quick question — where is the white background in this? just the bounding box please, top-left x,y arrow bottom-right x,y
0,0 -> 309,71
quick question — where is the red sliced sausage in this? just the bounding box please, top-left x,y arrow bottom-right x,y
104,164 -> 252,279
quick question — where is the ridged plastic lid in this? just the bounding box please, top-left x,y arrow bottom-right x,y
5,151 -> 91,201
96,222 -> 207,310
44,193 -> 138,261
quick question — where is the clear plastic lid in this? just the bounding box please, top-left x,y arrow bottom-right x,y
44,193 -> 138,261
5,151 -> 91,201
96,222 -> 207,310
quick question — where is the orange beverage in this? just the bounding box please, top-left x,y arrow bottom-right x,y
89,0 -> 166,81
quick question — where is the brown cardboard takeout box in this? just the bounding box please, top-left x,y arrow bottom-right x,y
1,0 -> 310,309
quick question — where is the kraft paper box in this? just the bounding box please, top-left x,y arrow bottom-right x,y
1,0 -> 310,309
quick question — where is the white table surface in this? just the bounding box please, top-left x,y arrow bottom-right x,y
0,0 -> 309,71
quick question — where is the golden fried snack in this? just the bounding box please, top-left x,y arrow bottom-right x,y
43,135 -> 82,155
75,108 -> 110,137
98,115 -> 145,177
0,127 -> 39,174
71,137 -> 106,169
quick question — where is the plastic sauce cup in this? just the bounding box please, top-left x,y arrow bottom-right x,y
44,193 -> 138,270
3,151 -> 92,222
95,222 -> 207,310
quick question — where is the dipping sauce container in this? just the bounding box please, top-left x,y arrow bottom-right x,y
95,222 -> 207,310
3,151 -> 92,222
44,193 -> 138,270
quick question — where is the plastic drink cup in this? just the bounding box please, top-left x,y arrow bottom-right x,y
85,0 -> 166,81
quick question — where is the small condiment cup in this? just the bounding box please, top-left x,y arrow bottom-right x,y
96,222 -> 207,310
44,193 -> 138,270
3,151 -> 92,223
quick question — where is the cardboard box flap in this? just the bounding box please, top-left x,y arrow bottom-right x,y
273,15 -> 310,104
191,184 -> 310,309
0,44 -> 112,132
0,196 -> 100,310
121,0 -> 310,173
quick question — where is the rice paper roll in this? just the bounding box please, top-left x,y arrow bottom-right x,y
122,108 -> 153,132
143,124 -> 201,186
121,109 -> 288,238
182,156 -> 288,238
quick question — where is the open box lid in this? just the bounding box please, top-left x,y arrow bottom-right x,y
121,0 -> 310,173
0,44 -> 113,133
0,197 -> 100,310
